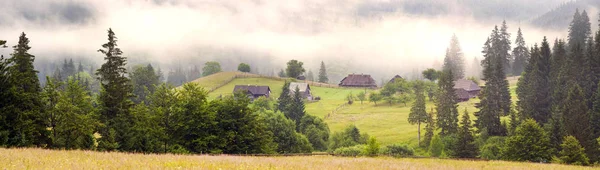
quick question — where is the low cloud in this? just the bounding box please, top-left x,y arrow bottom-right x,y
0,0 -> 569,82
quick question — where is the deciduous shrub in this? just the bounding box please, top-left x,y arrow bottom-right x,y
479,136 -> 505,160
382,144 -> 414,157
333,145 -> 366,157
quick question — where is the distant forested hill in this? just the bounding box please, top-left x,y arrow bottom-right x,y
356,0 -> 567,22
531,0 -> 600,30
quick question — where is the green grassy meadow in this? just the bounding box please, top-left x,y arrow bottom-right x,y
190,72 -> 522,147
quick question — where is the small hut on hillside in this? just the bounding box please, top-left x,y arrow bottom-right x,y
289,82 -> 312,100
453,79 -> 481,99
233,85 -> 271,100
339,74 -> 377,88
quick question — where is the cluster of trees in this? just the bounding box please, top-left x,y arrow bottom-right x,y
273,82 -> 330,152
515,9 -> 600,164
166,62 -> 222,87
0,29 -> 331,154
410,11 -> 600,166
278,60 -> 329,83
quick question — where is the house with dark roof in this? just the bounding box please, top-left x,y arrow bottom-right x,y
454,88 -> 471,102
289,82 -> 312,100
453,79 -> 481,101
233,85 -> 271,99
388,75 -> 404,84
339,74 -> 377,88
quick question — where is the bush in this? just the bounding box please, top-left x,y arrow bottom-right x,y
479,136 -> 505,160
383,144 -> 414,157
502,119 -> 552,162
333,145 -> 366,157
558,135 -> 589,166
441,134 -> 458,157
428,134 -> 444,157
328,125 -> 368,152
364,137 -> 380,156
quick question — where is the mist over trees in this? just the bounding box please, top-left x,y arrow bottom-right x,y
3,1 -> 600,167
442,35 -> 465,80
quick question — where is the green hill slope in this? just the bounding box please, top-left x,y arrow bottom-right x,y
188,72 -> 517,147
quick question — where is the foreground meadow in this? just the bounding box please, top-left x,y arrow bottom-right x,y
0,148 -> 593,170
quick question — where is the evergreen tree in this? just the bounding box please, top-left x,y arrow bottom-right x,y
278,69 -> 286,78
287,87 -> 306,131
422,109 -> 435,148
4,32 -> 48,147
149,83 -> 178,153
318,61 -> 329,83
277,82 -> 292,113
77,62 -> 84,74
435,69 -> 459,136
188,65 -> 201,80
455,109 -> 477,158
499,21 -> 512,74
502,119 -> 552,162
567,9 -> 591,48
562,84 -> 593,160
130,64 -> 160,104
512,28 -> 529,76
442,34 -> 465,80
476,25 -> 511,136
408,80 -> 428,146
306,70 -> 314,82
559,135 -> 590,166
95,28 -> 135,151
167,67 -> 187,87
517,38 -> 551,124
54,78 -> 98,149
0,55 -> 13,145
592,81 -> 600,158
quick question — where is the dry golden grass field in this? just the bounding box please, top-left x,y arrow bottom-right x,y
1,148 -> 595,170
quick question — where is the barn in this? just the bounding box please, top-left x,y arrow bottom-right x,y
453,79 -> 481,99
233,85 -> 271,100
339,74 -> 377,88
289,82 -> 312,100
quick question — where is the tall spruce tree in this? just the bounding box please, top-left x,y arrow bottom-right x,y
422,109 -> 435,147
5,33 -> 48,147
408,80 -> 428,145
277,82 -> 292,113
512,28 -> 529,76
568,9 -> 591,48
287,87 -> 306,131
435,69 -> 459,136
499,21 -> 512,74
318,61 -> 328,83
476,26 -> 510,136
455,109 -> 477,158
563,84 -> 593,159
130,64 -> 160,104
518,38 -> 551,124
442,34 -> 465,80
95,28 -> 134,151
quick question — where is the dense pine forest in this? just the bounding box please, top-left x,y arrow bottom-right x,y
1,2 -> 600,168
